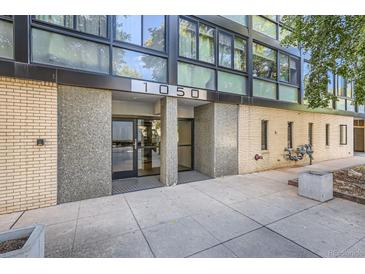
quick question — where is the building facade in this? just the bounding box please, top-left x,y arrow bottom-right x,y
0,15 -> 361,214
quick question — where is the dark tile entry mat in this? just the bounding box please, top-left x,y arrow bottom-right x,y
112,171 -> 211,194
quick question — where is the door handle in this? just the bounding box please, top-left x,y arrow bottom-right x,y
134,139 -> 138,150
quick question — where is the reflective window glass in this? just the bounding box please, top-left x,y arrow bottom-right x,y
218,32 -> 232,68
218,71 -> 246,95
32,28 -> 109,73
253,16 -> 277,39
0,20 -> 13,59
253,79 -> 276,99
279,53 -> 289,82
76,15 -> 107,37
279,85 -> 298,103
179,18 -> 197,59
34,15 -> 73,28
253,43 -> 277,80
178,62 -> 215,90
143,15 -> 165,51
221,15 -> 247,26
115,16 -> 141,45
199,23 -> 215,63
234,37 -> 246,71
113,47 -> 167,82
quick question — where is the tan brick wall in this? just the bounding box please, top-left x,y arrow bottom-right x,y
238,105 -> 354,173
0,76 -> 57,214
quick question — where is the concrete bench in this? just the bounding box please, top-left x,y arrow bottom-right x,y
298,171 -> 333,202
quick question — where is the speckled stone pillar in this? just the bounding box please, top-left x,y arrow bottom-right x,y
58,85 -> 112,203
160,97 -> 178,186
194,103 -> 239,178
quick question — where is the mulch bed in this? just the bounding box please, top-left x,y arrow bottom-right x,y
0,237 -> 28,254
288,166 -> 365,205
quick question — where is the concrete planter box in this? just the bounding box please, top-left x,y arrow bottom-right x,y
298,171 -> 333,202
0,224 -> 45,258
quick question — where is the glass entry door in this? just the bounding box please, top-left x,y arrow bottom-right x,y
112,119 -> 137,179
137,119 -> 161,176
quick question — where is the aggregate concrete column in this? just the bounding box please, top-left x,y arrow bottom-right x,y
160,97 -> 178,186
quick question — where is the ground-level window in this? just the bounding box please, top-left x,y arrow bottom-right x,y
287,122 -> 293,148
308,123 -> 313,146
326,124 -> 330,146
261,120 -> 268,150
340,125 -> 347,145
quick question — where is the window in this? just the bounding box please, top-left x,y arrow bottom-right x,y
326,124 -> 330,146
234,37 -> 247,71
142,16 -> 165,51
308,123 -> 313,146
199,23 -> 215,64
287,122 -> 293,148
261,120 -> 268,150
253,16 -> 277,39
340,125 -> 347,145
279,85 -> 298,103
0,19 -> 13,59
337,75 -> 346,97
337,98 -> 346,111
76,16 -> 107,37
289,58 -> 299,85
34,15 -> 107,37
327,71 -> 334,94
115,16 -> 141,45
358,105 -> 365,114
346,81 -> 354,98
253,79 -> 276,99
34,15 -> 73,28
279,53 -> 298,85
179,18 -> 215,64
221,15 -> 247,26
253,43 -> 277,80
218,71 -> 246,95
347,100 -> 355,112
113,47 -> 167,82
218,32 -> 247,71
218,32 -> 232,68
279,53 -> 289,82
178,62 -> 215,90
179,18 -> 197,59
32,28 -> 109,74
115,16 -> 165,51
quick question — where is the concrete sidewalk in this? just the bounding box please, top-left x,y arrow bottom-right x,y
1,156 -> 365,258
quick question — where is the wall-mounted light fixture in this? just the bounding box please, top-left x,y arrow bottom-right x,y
37,139 -> 45,146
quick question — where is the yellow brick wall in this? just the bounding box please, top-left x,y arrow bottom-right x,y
0,76 -> 57,214
238,105 -> 354,173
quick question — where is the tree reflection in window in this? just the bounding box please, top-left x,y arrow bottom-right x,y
143,16 -> 165,51
253,43 -> 277,80
218,32 -> 232,68
113,48 -> 167,83
199,23 -> 215,64
0,20 -> 13,59
179,18 -> 197,59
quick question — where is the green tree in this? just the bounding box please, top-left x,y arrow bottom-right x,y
281,16 -> 365,108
